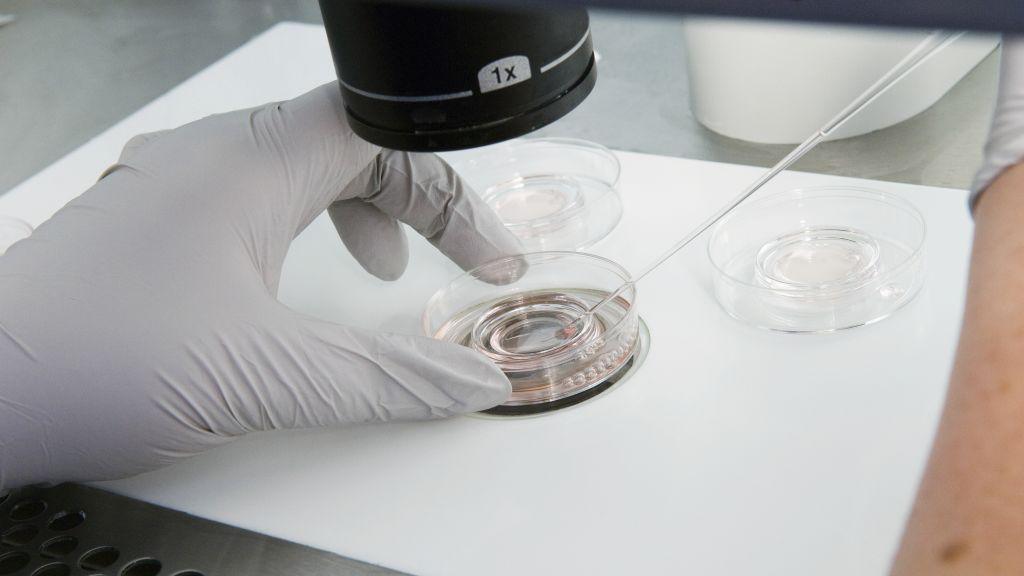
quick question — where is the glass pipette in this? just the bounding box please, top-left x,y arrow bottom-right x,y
552,29 -> 963,343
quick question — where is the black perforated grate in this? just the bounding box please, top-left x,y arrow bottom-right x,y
0,484 -> 404,576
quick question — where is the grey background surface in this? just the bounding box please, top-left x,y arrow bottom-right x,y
0,0 -> 1000,197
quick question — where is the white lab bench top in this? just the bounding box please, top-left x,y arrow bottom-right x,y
0,23 -> 973,576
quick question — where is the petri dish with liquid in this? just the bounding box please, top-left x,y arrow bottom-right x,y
445,138 -> 622,251
707,187 -> 926,332
0,215 -> 33,256
424,252 -> 640,411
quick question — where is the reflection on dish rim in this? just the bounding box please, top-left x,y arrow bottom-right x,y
470,318 -> 650,419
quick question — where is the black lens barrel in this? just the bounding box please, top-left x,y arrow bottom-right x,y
319,1 -> 596,151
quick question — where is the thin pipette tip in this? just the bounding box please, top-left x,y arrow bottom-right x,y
543,29 -> 959,345
556,314 -> 587,341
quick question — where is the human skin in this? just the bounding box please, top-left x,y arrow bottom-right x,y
891,162 -> 1024,574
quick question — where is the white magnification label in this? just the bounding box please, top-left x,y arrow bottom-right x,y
478,56 -> 531,93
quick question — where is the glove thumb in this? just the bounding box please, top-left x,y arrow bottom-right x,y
227,313 -> 511,431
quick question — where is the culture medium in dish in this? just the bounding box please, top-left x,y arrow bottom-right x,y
424,253 -> 640,409
445,138 -> 623,251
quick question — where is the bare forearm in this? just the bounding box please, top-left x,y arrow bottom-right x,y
892,162 -> 1024,574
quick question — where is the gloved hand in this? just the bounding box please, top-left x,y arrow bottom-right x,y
0,82 -> 520,491
972,37 -> 1024,208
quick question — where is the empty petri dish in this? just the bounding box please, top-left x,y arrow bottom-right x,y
424,252 -> 639,407
707,187 -> 926,332
446,138 -> 622,251
0,215 -> 32,256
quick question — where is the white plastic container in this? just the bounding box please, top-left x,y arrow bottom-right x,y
681,18 -> 999,144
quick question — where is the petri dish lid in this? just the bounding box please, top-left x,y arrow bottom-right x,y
446,137 -> 623,251
707,186 -> 926,332
0,215 -> 33,256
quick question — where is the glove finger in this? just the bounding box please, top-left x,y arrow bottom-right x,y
98,129 -> 174,180
342,150 -> 527,283
221,315 -> 511,431
268,82 -> 382,228
119,130 -> 173,163
216,84 -> 522,282
328,198 -> 409,281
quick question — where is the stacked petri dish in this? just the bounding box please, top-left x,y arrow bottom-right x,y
424,252 -> 639,413
446,138 -> 622,251
708,187 -> 926,332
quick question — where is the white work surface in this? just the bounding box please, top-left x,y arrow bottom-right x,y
2,23 -> 974,576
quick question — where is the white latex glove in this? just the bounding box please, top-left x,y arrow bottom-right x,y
972,37 -> 1024,208
0,83 -> 521,491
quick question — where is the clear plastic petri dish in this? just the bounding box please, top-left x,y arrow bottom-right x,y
446,138 -> 622,251
424,252 -> 639,407
0,215 -> 33,256
707,186 -> 926,332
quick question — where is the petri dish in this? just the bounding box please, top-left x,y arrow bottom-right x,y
446,138 -> 622,251
0,216 -> 33,256
424,252 -> 639,408
707,186 -> 926,332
